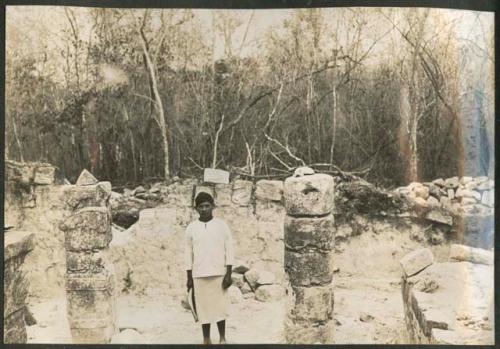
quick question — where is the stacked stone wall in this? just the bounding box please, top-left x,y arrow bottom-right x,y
4,231 -> 35,343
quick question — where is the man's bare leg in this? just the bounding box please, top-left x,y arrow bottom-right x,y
202,324 -> 211,344
217,320 -> 226,343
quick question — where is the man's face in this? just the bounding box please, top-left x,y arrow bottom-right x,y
196,201 -> 214,219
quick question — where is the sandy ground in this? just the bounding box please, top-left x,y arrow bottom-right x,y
25,229 -> 473,345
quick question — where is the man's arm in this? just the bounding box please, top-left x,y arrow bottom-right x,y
185,227 -> 194,290
222,222 -> 234,289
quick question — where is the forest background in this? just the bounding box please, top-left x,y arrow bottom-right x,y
5,7 -> 494,188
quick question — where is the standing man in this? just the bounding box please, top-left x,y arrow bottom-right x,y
185,191 -> 234,344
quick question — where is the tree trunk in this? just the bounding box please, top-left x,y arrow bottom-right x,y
139,21 -> 170,180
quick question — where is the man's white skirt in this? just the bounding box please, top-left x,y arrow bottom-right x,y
193,275 -> 229,324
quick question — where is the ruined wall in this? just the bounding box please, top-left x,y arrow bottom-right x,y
400,247 -> 493,345
5,160 -> 69,300
4,231 -> 35,343
109,178 -> 285,296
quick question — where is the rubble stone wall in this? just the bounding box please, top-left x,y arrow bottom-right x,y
4,231 -> 35,343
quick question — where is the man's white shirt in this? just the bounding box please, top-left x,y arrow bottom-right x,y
185,217 -> 235,277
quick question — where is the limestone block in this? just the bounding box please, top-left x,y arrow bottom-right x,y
255,285 -> 284,302
61,207 -> 112,251
428,184 -> 441,198
449,244 -> 493,265
455,188 -> 464,199
257,271 -> 276,286
241,283 -> 253,294
462,189 -> 481,201
76,169 -> 99,186
255,200 -> 285,222
214,183 -> 232,206
231,273 -> 245,289
284,214 -> 334,251
400,248 -> 434,277
33,164 -> 56,185
284,174 -> 334,216
5,160 -> 33,185
203,168 -> 229,184
414,186 -> 429,199
228,285 -> 244,303
255,180 -> 283,202
231,180 -> 253,206
481,190 -> 494,207
459,176 -> 473,185
285,317 -> 333,344
285,250 -> 333,286
4,271 -> 28,318
425,209 -> 453,226
4,231 -> 35,262
4,308 -> 27,344
444,177 -> 459,189
447,189 -> 455,200
66,251 -> 107,274
432,178 -> 445,187
289,285 -> 333,322
63,182 -> 111,211
426,196 -> 439,206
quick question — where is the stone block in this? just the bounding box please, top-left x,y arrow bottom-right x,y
284,214 -> 334,251
5,160 -> 33,185
203,168 -> 229,184
63,182 -> 111,211
414,186 -> 429,199
481,190 -> 494,207
76,169 -> 99,186
449,244 -> 493,265
426,196 -> 439,206
4,308 -> 27,344
4,231 -> 35,262
255,200 -> 285,222
61,207 -> 112,251
255,180 -> 283,202
444,177 -> 459,189
400,248 -> 434,277
425,209 -> 453,226
257,271 -> 276,286
33,164 -> 56,185
255,285 -> 284,302
285,317 -> 333,344
214,183 -> 232,206
432,178 -> 445,187
447,189 -> 455,200
462,189 -> 481,201
288,285 -> 333,322
285,250 -> 333,286
66,251 -> 107,273
4,271 -> 28,317
284,174 -> 334,216
231,180 -> 253,206
70,323 -> 115,344
231,273 -> 245,289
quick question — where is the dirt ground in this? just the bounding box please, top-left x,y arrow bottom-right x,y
27,227 -> 444,344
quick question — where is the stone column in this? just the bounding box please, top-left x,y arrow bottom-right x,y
283,171 -> 335,344
4,231 -> 34,343
59,170 -> 116,343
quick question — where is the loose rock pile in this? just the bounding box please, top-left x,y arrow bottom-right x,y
396,176 -> 494,215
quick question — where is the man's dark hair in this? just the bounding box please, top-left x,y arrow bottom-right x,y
195,192 -> 214,207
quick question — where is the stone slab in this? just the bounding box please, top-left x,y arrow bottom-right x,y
76,169 -> 99,186
203,168 -> 230,184
231,180 -> 253,206
61,207 -> 112,251
63,182 -> 111,211
400,248 -> 434,277
255,180 -> 283,202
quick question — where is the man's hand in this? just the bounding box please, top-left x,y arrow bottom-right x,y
222,273 -> 232,289
187,276 -> 193,291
